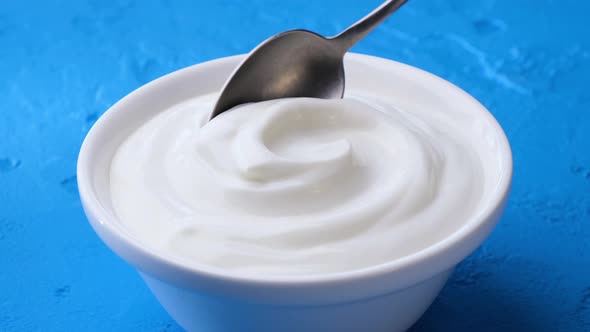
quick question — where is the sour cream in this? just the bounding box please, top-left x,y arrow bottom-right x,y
110,94 -> 487,276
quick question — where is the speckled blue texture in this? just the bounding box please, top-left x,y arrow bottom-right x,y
0,0 -> 589,331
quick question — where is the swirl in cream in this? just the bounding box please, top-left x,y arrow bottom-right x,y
110,94 -> 486,275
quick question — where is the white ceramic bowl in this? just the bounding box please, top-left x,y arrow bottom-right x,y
77,53 -> 512,332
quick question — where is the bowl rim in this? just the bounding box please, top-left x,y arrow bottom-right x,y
77,53 -> 513,295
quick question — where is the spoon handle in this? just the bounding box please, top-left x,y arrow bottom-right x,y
332,0 -> 408,52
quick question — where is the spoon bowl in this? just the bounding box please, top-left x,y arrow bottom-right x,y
211,30 -> 345,119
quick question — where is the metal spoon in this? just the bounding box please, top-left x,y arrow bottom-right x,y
209,0 -> 408,121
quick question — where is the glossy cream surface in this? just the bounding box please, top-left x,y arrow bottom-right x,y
110,93 -> 493,275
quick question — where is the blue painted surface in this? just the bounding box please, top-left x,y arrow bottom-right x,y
0,0 -> 589,330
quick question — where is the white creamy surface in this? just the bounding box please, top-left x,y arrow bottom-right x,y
110,93 -> 492,276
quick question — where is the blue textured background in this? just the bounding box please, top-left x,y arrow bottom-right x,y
1,0 -> 589,331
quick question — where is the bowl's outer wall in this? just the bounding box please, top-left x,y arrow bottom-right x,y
140,269 -> 454,332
